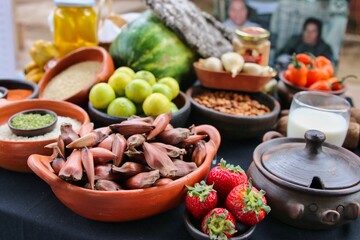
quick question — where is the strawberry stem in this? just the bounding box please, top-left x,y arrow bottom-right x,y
243,180 -> 271,219
219,158 -> 244,173
205,211 -> 237,240
186,181 -> 215,202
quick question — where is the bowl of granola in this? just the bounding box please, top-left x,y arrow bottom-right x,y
186,85 -> 280,139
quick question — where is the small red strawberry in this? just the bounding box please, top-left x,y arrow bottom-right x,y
185,181 -> 218,220
225,182 -> 271,225
206,159 -> 248,201
201,208 -> 237,239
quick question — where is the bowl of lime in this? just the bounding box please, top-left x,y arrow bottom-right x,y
87,67 -> 191,127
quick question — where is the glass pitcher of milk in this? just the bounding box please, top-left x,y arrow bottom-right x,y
287,91 -> 350,146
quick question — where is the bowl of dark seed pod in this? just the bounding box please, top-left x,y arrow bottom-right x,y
186,85 -> 280,139
27,113 -> 221,222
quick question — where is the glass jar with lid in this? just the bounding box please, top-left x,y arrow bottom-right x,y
233,27 -> 271,66
53,0 -> 98,56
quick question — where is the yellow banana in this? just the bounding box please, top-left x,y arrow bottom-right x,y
27,72 -> 44,83
24,67 -> 41,77
29,40 -> 60,67
25,67 -> 44,83
44,41 -> 60,59
24,61 -> 38,74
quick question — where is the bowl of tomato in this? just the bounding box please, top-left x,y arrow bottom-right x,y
277,54 -> 348,108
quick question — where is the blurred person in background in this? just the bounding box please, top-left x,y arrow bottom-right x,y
278,17 -> 334,61
269,0 -> 348,67
223,0 -> 260,30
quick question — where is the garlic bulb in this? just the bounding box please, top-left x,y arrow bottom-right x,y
221,52 -> 244,77
199,57 -> 223,71
242,63 -> 264,75
261,66 -> 275,76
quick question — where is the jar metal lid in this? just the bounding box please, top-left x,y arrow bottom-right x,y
235,27 -> 270,43
54,0 -> 95,7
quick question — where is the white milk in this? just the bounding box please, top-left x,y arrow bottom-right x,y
287,107 -> 348,146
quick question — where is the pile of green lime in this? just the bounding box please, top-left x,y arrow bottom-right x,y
89,67 -> 180,117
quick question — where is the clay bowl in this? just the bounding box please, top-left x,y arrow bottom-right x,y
38,46 -> 114,107
0,99 -> 90,172
183,210 -> 256,240
27,125 -> 221,222
277,71 -> 347,108
88,91 -> 191,128
194,62 -> 276,92
186,85 -> 280,139
8,109 -> 58,137
0,79 -> 39,101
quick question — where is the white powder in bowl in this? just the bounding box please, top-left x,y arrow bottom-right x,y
0,116 -> 81,142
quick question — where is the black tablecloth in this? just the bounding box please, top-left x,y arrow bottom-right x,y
0,136 -> 359,240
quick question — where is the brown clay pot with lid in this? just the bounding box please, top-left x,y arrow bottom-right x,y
247,130 -> 360,229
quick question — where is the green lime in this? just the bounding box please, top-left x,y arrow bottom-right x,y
157,77 -> 180,99
89,83 -> 116,109
125,79 -> 152,104
134,70 -> 156,86
108,72 -> 132,96
142,93 -> 171,116
114,66 -> 135,79
170,102 -> 179,113
107,97 -> 136,117
152,83 -> 173,100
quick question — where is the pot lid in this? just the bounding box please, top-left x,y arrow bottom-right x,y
261,130 -> 360,190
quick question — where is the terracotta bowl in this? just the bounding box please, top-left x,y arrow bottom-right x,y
27,125 -> 220,222
277,71 -> 347,108
38,46 -> 114,106
0,79 -> 39,101
88,91 -> 191,128
186,85 -> 280,139
194,62 -> 276,92
183,210 -> 256,240
0,99 -> 90,172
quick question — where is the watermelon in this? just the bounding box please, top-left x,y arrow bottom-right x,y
109,10 -> 197,90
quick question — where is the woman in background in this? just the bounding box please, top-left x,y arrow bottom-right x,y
223,0 -> 260,30
277,17 -> 334,62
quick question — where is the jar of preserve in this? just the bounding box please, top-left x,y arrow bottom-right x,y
233,27 -> 270,66
53,0 -> 98,56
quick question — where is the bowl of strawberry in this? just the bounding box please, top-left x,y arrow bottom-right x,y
277,53 -> 353,107
183,159 -> 270,239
